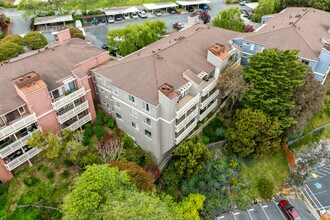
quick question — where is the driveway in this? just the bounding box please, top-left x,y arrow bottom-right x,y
0,8 -> 30,35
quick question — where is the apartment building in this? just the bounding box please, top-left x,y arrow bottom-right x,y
0,33 -> 109,182
92,25 -> 241,165
233,7 -> 330,83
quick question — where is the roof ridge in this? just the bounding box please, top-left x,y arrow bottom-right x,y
293,8 -> 310,25
291,25 -> 319,58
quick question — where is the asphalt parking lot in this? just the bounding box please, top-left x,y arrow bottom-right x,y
216,198 -> 316,220
303,163 -> 330,216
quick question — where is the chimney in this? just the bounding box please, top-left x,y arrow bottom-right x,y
207,43 -> 230,78
53,29 -> 71,43
158,83 -> 176,99
12,71 -> 41,89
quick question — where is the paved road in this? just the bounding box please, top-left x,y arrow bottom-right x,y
0,8 -> 30,34
217,199 -> 316,220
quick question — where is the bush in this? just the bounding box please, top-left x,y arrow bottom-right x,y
0,41 -> 24,62
201,135 -> 209,144
144,163 -> 161,180
64,159 -> 74,167
69,27 -> 85,40
120,131 -> 134,148
230,177 -> 239,186
93,125 -> 105,140
158,163 -> 181,198
23,31 -> 47,50
23,176 -> 40,187
72,14 -> 83,21
123,146 -> 153,167
228,159 -> 239,170
46,171 -> 54,179
226,0 -> 232,3
257,177 -> 274,199
107,118 -> 116,129
202,117 -> 227,143
60,170 -> 70,179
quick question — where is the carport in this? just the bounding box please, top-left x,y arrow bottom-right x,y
103,6 -> 139,17
176,0 -> 210,10
82,14 -> 107,25
244,2 -> 259,11
34,15 -> 73,29
143,2 -> 178,13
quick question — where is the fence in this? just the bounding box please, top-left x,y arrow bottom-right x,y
282,143 -> 296,169
207,140 -> 227,150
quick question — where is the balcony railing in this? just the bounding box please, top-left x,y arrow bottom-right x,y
5,148 -> 42,171
176,95 -> 199,119
175,119 -> 197,145
57,101 -> 89,124
201,78 -> 217,97
52,87 -> 86,110
0,113 -> 37,141
66,113 -> 92,131
199,99 -> 218,121
175,108 -> 198,132
200,90 -> 219,109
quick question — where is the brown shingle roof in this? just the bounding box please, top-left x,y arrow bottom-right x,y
242,7 -> 330,60
0,38 -> 105,115
94,24 -> 239,105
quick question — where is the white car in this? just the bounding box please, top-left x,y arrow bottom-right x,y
108,15 -> 114,23
122,13 -> 130,20
153,9 -> 162,17
137,11 -> 148,18
131,12 -> 138,19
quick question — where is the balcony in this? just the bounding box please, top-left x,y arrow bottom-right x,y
200,90 -> 219,109
176,95 -> 199,119
66,113 -> 92,131
0,113 -> 37,141
57,101 -> 89,124
199,99 -> 218,121
201,78 -> 217,97
0,135 -> 30,158
175,108 -> 198,132
5,148 -> 41,171
52,87 -> 86,110
175,119 -> 197,144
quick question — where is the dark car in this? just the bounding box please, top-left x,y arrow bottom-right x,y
114,14 -> 123,21
167,7 -> 176,14
173,22 -> 183,31
186,6 -> 194,12
278,200 -> 302,220
102,45 -> 109,50
199,4 -> 208,10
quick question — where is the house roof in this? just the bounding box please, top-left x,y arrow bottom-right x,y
242,7 -> 330,61
0,38 -> 105,115
93,24 -> 239,106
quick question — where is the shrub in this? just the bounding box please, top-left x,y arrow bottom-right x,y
228,159 -> 239,170
0,41 -> 24,62
257,177 -> 274,199
230,177 -> 238,186
123,146 -> 153,167
201,135 -> 209,144
226,0 -> 232,4
46,171 -> 54,179
144,163 -> 161,180
0,183 -> 9,195
93,125 -> 105,140
23,176 -> 40,187
4,17 -> 10,24
202,117 -> 227,143
69,27 -> 85,40
109,160 -> 155,192
72,14 -> 83,21
60,170 -> 70,179
64,159 -> 74,167
245,24 -> 254,32
158,163 -> 181,198
120,131 -> 134,148
23,31 -> 47,50
107,118 -> 116,129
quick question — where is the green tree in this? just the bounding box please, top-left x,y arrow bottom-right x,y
218,64 -> 250,113
0,41 -> 24,62
107,20 -> 166,56
242,49 -> 307,130
173,140 -> 210,177
288,70 -> 326,135
18,0 -> 52,18
69,27 -> 85,39
251,0 -> 275,22
176,194 -> 205,220
61,165 -> 179,220
212,7 -> 245,32
23,32 -> 47,50
66,0 -> 99,14
1,34 -> 24,45
225,109 -> 282,158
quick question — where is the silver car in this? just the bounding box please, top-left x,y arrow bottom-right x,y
137,11 -> 148,18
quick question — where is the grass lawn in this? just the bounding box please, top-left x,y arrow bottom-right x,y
239,148 -> 290,200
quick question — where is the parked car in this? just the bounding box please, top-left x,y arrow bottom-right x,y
239,0 -> 250,6
137,10 -> 148,18
122,13 -> 130,20
102,45 -> 109,50
153,9 -> 162,16
108,15 -> 114,23
114,14 -> 123,21
278,200 -> 302,220
167,7 -> 176,14
131,12 -> 138,19
101,17 -> 107,23
173,22 -> 183,31
186,6 -> 194,12
199,4 -> 208,10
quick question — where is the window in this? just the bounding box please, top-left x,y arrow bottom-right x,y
111,87 -> 119,95
145,129 -> 152,139
99,88 -> 104,93
144,117 -> 151,126
113,100 -> 120,108
95,87 -> 99,94
130,108 -> 138,117
142,102 -> 150,112
116,113 -> 122,120
249,43 -> 255,51
101,101 -> 106,105
64,81 -> 75,92
129,95 -> 135,103
92,75 -> 96,82
96,74 -> 102,79
52,88 -> 64,99
18,106 -> 25,114
132,122 -> 139,130
107,103 -> 111,110
105,92 -> 108,98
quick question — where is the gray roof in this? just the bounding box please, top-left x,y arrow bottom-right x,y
241,7 -> 330,61
93,24 -> 239,106
0,38 -> 105,115
34,15 -> 73,25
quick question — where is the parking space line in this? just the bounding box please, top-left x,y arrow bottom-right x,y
314,190 -> 327,195
247,209 -> 254,220
232,212 -> 237,220
259,203 -> 270,220
273,200 -> 287,220
218,216 -> 225,219
316,205 -> 330,211
303,186 -> 324,213
315,170 -> 328,176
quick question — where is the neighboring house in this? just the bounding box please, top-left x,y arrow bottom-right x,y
233,7 -> 330,84
92,25 -> 242,165
0,31 -> 109,182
